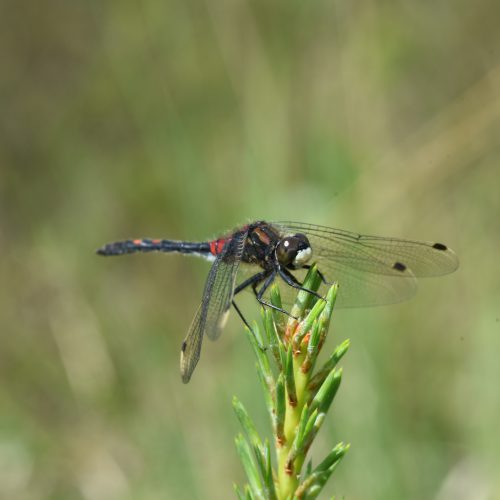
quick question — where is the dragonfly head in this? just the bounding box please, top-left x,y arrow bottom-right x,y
276,233 -> 312,269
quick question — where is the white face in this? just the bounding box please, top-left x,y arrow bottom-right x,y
293,246 -> 312,266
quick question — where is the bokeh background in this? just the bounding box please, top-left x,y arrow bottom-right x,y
1,1 -> 499,499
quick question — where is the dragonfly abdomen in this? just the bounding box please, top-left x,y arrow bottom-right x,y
97,239 -> 211,257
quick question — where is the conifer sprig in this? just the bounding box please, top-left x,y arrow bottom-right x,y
234,265 -> 349,499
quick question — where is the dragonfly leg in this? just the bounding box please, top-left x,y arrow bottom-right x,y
232,271 -> 270,351
301,264 -> 328,285
232,299 -> 266,351
254,271 -> 298,319
278,267 -> 325,301
233,270 -> 268,295
232,271 -> 271,351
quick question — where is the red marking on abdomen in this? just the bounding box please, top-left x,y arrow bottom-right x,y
133,239 -> 143,245
210,238 -> 228,255
152,239 -> 161,244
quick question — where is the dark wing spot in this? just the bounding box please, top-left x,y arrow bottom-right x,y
393,261 -> 407,272
181,341 -> 187,352
433,242 -> 448,251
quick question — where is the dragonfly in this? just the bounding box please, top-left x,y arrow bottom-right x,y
97,220 -> 459,383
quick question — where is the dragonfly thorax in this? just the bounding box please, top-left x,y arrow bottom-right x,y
276,233 -> 312,269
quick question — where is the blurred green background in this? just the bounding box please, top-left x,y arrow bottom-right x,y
1,1 -> 499,499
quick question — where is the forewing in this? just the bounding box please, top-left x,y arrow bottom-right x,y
180,229 -> 248,383
273,222 -> 458,308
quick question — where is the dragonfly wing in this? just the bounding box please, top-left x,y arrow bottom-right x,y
180,229 -> 248,383
180,305 -> 205,383
273,222 -> 458,307
267,261 -> 417,308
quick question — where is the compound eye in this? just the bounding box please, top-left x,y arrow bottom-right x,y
276,237 -> 297,267
276,234 -> 312,268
